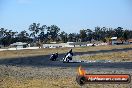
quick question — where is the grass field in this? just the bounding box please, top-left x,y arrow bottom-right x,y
0,45 -> 132,88
0,67 -> 131,88
74,50 -> 132,62
0,77 -> 131,88
0,44 -> 132,59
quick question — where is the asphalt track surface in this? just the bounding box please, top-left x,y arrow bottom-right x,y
0,48 -> 132,69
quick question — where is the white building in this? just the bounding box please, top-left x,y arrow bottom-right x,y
10,42 -> 28,49
111,37 -> 117,45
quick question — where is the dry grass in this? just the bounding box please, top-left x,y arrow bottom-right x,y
0,74 -> 131,88
0,45 -> 132,88
74,50 -> 132,62
0,45 -> 132,59
0,77 -> 77,88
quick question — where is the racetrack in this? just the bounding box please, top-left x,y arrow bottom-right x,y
0,48 -> 132,69
0,48 -> 132,88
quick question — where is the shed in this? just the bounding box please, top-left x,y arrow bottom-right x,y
10,42 -> 28,48
110,37 -> 117,45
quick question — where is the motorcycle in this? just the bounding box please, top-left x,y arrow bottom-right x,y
50,53 -> 58,61
63,53 -> 73,63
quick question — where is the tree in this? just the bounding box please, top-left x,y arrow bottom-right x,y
38,25 -> 47,43
29,23 -> 41,38
114,27 -> 123,38
68,33 -> 77,42
86,29 -> 93,42
16,30 -> 32,43
94,26 -> 101,41
0,28 -> 7,38
59,31 -> 68,43
38,31 -> 46,43
0,28 -> 18,46
0,28 -> 7,46
28,23 -> 47,44
122,30 -> 129,41
47,25 -> 60,42
79,29 -> 87,42
17,30 -> 29,38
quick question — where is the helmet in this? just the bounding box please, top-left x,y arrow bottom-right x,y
69,49 -> 72,53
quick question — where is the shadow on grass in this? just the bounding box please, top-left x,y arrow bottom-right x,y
0,48 -> 132,69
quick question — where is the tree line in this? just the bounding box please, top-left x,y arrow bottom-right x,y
0,23 -> 132,47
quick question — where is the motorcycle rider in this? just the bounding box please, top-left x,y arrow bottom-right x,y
50,52 -> 58,61
55,52 -> 58,59
63,49 -> 73,62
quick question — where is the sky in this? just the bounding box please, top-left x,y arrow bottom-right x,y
0,0 -> 132,33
